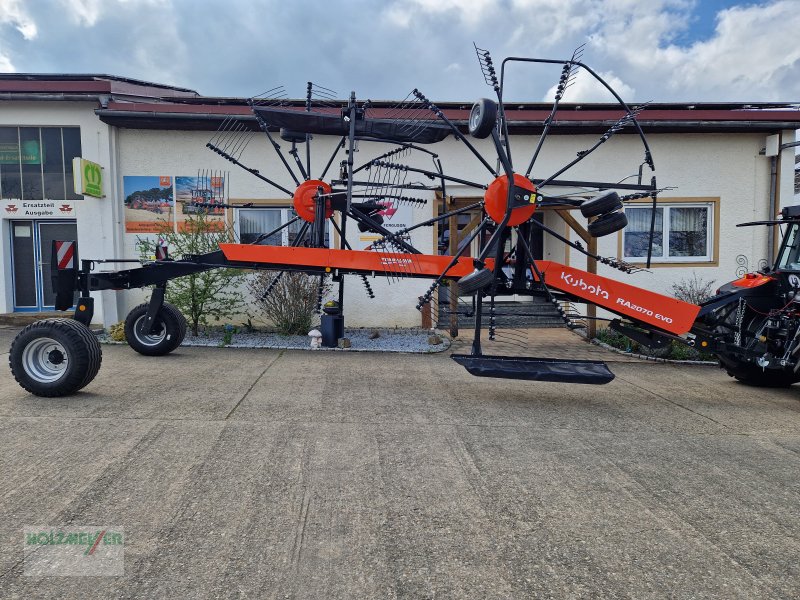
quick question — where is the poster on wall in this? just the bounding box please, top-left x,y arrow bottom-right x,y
174,173 -> 226,232
123,175 -> 173,233
354,200 -> 413,251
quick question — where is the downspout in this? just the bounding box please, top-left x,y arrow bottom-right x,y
768,153 -> 777,262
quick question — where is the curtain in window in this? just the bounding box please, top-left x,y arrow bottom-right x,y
624,207 -> 663,258
239,209 -> 282,244
669,207 -> 707,257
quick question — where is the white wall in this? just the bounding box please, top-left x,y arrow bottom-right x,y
0,102 -> 120,325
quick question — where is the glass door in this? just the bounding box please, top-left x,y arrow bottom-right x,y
10,220 -> 77,311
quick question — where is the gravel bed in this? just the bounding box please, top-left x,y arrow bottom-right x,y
100,328 -> 450,354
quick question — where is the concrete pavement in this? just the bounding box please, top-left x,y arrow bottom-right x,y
1,334 -> 799,598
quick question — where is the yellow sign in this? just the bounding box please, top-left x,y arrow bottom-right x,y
72,157 -> 104,198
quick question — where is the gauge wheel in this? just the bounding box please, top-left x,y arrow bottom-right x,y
458,268 -> 495,295
124,302 -> 187,356
468,98 -> 498,139
9,318 -> 102,397
580,191 -> 622,218
588,211 -> 628,237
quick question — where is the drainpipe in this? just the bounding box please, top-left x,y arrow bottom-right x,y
767,154 -> 777,261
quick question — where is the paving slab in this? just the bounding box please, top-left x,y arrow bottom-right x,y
0,341 -> 799,599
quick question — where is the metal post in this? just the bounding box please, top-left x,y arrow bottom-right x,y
449,213 -> 459,338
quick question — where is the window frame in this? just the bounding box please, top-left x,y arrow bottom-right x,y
618,197 -> 720,267
0,126 -> 81,201
233,200 -> 329,246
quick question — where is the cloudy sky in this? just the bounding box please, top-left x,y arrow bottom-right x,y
0,0 -> 798,104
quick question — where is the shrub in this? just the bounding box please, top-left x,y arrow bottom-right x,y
137,213 -> 247,336
248,270 -> 329,335
671,273 -> 716,305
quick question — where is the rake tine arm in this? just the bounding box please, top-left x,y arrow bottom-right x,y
367,160 -> 487,190
250,105 -> 302,186
411,89 -> 498,177
536,111 -> 642,189
370,201 -> 484,248
416,217 -> 491,310
206,142 -> 293,197
320,137 -> 346,180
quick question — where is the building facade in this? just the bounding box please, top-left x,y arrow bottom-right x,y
1,74 -> 798,328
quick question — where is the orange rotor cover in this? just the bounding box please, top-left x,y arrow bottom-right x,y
484,173 -> 537,226
294,179 -> 333,223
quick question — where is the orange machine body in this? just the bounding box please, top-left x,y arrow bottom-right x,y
219,244 -> 700,335
219,243 -> 489,279
532,261 -> 700,335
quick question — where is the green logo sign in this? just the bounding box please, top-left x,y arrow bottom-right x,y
73,158 -> 103,198
84,162 -> 102,197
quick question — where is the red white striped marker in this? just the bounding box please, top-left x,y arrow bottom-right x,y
55,241 -> 75,270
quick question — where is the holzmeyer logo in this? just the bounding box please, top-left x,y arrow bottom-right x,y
59,204 -> 73,213
5,204 -> 17,213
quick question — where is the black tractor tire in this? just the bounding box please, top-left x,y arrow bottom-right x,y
588,211 -> 628,237
580,190 -> 622,218
468,98 -> 498,139
9,318 -> 102,397
125,302 -> 187,356
721,360 -> 800,387
458,268 -> 495,295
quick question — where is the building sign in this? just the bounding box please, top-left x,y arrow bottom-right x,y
0,140 -> 40,164
354,200 -> 413,251
123,175 -> 173,233
1,200 -> 75,218
72,157 -> 104,198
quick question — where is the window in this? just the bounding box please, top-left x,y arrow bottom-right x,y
623,201 -> 716,263
235,207 -> 328,246
0,126 -> 81,201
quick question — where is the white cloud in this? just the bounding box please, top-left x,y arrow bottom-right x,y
0,50 -> 15,71
59,0 -> 170,27
383,0 -> 498,27
0,0 -> 37,39
544,68 -> 634,102
589,0 -> 800,100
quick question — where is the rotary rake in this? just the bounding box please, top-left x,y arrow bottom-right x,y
9,46 -> 723,397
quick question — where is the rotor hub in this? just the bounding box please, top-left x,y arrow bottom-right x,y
293,179 -> 333,223
484,173 -> 537,226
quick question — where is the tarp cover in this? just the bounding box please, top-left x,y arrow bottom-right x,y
253,106 -> 451,144
451,354 -> 615,385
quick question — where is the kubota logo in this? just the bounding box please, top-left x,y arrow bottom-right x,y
560,271 -> 609,299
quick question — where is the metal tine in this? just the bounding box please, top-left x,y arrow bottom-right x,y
307,82 -> 339,110
380,91 -> 434,138
525,45 -> 585,178
537,101 -> 651,189
250,85 -> 288,107
473,43 -> 500,95
412,88 -> 498,177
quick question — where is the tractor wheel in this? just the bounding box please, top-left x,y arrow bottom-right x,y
468,98 -> 498,139
588,211 -> 628,237
580,191 -> 622,218
721,359 -> 800,387
458,268 -> 494,295
9,318 -> 102,397
124,302 -> 186,356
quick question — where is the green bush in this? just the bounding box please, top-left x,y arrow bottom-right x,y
595,326 -> 714,361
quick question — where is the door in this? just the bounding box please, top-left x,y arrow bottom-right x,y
10,220 -> 77,311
